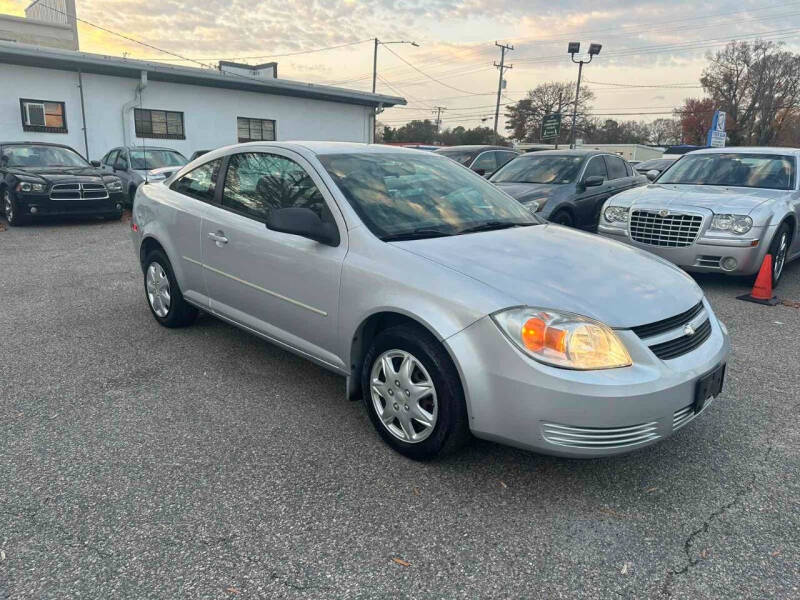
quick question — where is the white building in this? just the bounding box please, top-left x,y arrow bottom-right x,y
0,42 -> 404,160
0,0 -> 79,51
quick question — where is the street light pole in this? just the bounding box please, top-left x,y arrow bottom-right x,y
568,42 -> 602,149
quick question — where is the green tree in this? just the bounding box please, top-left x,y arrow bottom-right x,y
504,81 -> 594,143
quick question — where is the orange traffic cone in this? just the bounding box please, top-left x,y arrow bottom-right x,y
737,254 -> 779,305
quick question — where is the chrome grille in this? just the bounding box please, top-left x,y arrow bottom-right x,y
50,182 -> 109,201
542,421 -> 660,449
672,405 -> 695,431
629,210 -> 702,247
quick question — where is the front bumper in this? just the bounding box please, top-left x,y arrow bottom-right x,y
598,223 -> 775,276
445,300 -> 730,458
14,192 -> 126,218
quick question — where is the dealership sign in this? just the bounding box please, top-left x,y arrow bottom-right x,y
541,113 -> 562,140
707,110 -> 726,148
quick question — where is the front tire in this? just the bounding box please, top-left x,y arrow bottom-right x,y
549,209 -> 574,227
3,189 -> 27,226
143,249 -> 198,327
361,324 -> 470,460
768,223 -> 791,288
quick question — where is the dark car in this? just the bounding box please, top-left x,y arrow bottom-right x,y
489,150 -> 647,229
434,145 -> 519,177
634,157 -> 676,179
98,146 -> 187,204
1,142 -> 126,226
189,150 -> 211,161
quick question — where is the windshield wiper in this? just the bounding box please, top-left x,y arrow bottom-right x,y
457,221 -> 533,235
381,228 -> 455,242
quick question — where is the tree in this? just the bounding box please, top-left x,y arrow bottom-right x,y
389,119 -> 439,144
649,118 -> 681,146
701,40 -> 800,145
676,98 -> 715,145
585,119 -> 652,144
439,126 -> 507,146
504,81 -> 594,143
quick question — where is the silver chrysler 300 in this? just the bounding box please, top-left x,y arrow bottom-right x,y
130,142 -> 729,460
599,147 -> 800,286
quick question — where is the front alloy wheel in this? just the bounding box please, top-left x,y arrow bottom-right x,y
3,190 -> 20,226
773,230 -> 789,285
370,349 -> 438,444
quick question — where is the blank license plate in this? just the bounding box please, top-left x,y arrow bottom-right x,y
694,363 -> 726,413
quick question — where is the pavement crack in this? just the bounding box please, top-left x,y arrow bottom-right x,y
660,445 -> 774,597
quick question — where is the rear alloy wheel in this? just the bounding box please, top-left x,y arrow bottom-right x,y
768,223 -> 791,288
549,209 -> 574,227
143,249 -> 198,327
3,189 -> 27,227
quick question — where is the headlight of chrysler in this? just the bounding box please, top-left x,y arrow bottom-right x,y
492,307 -> 632,370
16,181 -> 45,193
603,206 -> 629,223
711,214 -> 752,234
105,178 -> 123,192
525,198 -> 547,213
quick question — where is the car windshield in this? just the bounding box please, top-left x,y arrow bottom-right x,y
636,159 -> 673,171
1,145 -> 88,167
130,149 -> 187,170
434,149 -> 480,166
658,153 -> 795,190
491,155 -> 584,184
318,152 -> 539,240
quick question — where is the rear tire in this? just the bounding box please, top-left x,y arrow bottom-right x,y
361,323 -> 470,460
143,249 -> 198,328
549,209 -> 574,227
767,223 -> 791,288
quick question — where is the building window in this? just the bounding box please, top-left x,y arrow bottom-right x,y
134,108 -> 185,140
20,99 -> 67,133
237,117 -> 276,143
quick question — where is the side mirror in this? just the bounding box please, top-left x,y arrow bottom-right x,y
473,167 -> 486,176
90,160 -> 101,167
267,207 -> 339,246
646,169 -> 660,182
582,175 -> 604,188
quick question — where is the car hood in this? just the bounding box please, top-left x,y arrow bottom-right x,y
493,182 -> 564,204
610,183 -> 784,213
8,165 -> 105,183
393,224 -> 702,329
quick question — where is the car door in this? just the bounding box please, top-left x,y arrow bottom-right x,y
574,155 -> 612,229
470,151 -> 498,177
114,151 -> 133,190
102,149 -> 118,175
604,154 -> 634,197
200,149 -> 348,370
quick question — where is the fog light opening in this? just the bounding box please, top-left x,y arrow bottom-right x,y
29,206 -> 38,214
721,257 -> 738,271
116,203 -> 123,211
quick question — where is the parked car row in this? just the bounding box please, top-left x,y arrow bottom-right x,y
130,142 -> 731,461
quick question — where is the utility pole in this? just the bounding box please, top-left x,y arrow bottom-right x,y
555,90 -> 563,150
371,38 -> 419,143
493,42 -> 513,144
433,106 -> 446,133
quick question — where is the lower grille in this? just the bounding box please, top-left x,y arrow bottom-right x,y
672,405 -> 695,430
697,255 -> 722,268
50,182 -> 109,200
542,421 -> 660,449
649,318 -> 712,360
629,210 -> 702,247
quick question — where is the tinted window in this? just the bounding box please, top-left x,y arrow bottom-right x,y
658,153 -> 795,190
496,151 -> 517,169
318,152 -> 537,239
584,156 -> 608,180
222,152 -> 328,222
171,159 -> 221,202
0,144 -> 87,167
471,151 -> 497,173
604,155 -> 628,180
115,151 -> 128,170
434,149 -> 480,166
130,150 -> 186,170
491,155 -> 584,184
624,161 -> 633,176
104,150 -> 119,166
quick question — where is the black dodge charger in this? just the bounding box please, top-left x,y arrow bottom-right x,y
1,142 -> 126,226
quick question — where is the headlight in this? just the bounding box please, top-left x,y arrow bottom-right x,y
711,214 -> 752,235
106,178 -> 123,192
492,307 -> 632,370
16,182 -> 45,193
604,206 -> 629,223
525,198 -> 547,213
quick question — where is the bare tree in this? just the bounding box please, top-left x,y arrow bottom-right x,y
504,81 -> 594,143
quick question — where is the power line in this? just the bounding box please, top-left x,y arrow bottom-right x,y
133,39 -> 372,62
380,44 -> 488,95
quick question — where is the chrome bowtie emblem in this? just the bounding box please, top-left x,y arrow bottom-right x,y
659,209 -> 669,217
684,324 -> 696,336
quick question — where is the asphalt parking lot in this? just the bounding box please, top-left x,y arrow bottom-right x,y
1,217 -> 798,600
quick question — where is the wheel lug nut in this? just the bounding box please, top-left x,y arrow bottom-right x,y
393,402 -> 399,411
405,390 -> 410,397
395,380 -> 400,387
404,404 -> 409,411
388,389 -> 394,396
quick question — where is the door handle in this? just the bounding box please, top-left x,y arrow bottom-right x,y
208,231 -> 228,244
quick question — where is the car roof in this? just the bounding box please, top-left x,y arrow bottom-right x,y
120,145 -> 182,152
516,149 -> 607,158
0,141 -> 78,149
434,145 -> 514,152
691,146 -> 800,156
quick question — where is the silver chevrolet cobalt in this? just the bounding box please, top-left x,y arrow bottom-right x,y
130,142 -> 730,460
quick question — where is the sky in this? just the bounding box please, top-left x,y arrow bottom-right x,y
2,0 -> 799,133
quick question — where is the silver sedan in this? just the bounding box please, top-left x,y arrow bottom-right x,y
130,142 -> 729,460
599,147 -> 800,286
